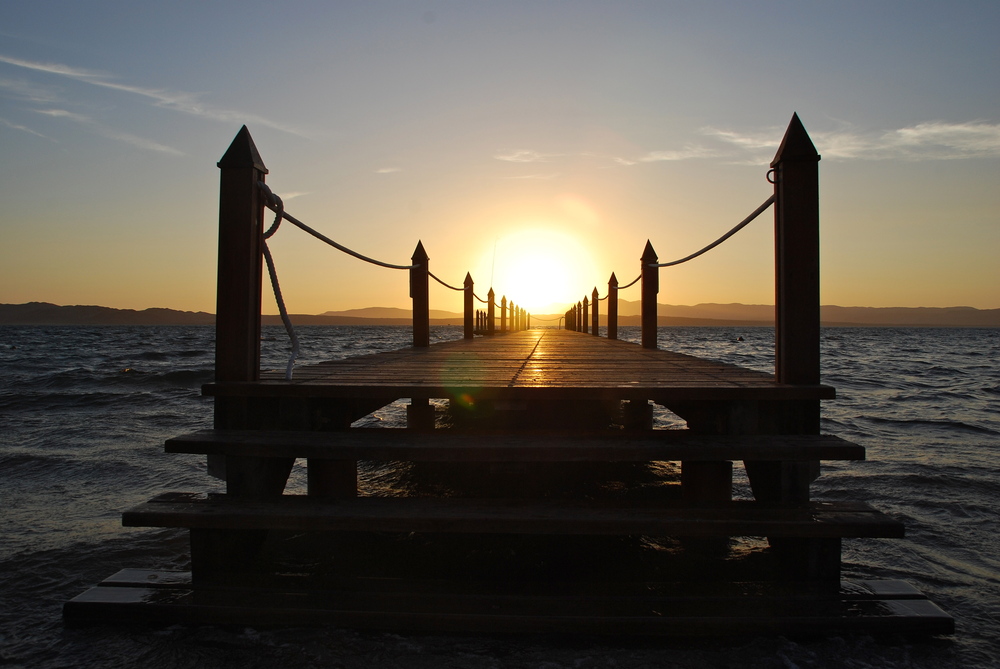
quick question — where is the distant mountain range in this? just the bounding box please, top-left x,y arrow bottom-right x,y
2,301 -> 998,327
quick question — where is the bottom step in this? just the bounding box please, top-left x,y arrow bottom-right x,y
64,570 -> 954,638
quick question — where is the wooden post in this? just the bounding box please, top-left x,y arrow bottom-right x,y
641,240 -> 658,349
591,287 -> 599,336
464,273 -> 474,339
410,241 -> 429,347
773,113 -> 821,386
607,272 -> 619,340
501,296 -> 507,333
216,125 -> 267,385
582,296 -> 589,334
487,288 -> 496,336
577,302 -> 583,332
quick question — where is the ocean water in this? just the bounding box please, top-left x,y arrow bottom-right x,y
1,324 -> 998,668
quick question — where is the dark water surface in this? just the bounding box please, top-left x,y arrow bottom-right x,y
1,325 -> 998,668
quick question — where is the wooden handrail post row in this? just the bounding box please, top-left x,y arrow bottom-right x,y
582,296 -> 590,334
641,240 -> 659,349
487,288 -> 496,336
216,125 -> 268,384
463,273 -> 474,339
772,113 -> 821,386
591,287 -> 599,336
607,272 -> 619,340
410,241 -> 430,347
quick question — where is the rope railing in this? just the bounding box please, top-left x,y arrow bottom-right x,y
618,274 -> 641,290
258,182 -> 416,271
429,271 -> 464,292
260,192 -> 300,379
651,194 -> 775,268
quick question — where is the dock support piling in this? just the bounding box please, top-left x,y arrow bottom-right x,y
410,241 -> 430,348
464,273 -> 474,339
608,273 -> 618,340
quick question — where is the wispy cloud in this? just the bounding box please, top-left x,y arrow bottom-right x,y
504,172 -> 561,180
0,115 -> 52,139
704,121 -> 1000,161
637,145 -> 719,162
0,54 -> 302,136
375,167 -> 400,174
494,149 -> 553,163
34,108 -> 184,155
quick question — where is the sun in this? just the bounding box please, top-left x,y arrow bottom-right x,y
476,227 -> 596,315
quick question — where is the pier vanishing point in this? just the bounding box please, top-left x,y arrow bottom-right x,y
65,116 -> 953,637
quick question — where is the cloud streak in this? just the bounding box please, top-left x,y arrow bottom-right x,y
0,54 -> 302,136
34,108 -> 184,155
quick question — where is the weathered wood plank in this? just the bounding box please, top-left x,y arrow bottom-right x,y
123,495 -> 904,538
166,429 -> 865,462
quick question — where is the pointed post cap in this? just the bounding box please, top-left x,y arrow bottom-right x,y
411,240 -> 429,263
464,272 -> 473,287
583,296 -> 589,306
641,240 -> 658,263
592,287 -> 599,299
501,295 -> 507,305
488,287 -> 495,299
218,125 -> 268,172
609,271 -> 618,286
771,113 -> 820,166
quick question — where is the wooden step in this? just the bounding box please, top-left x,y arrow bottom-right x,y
123,493 -> 903,538
166,429 -> 864,462
64,569 -> 954,637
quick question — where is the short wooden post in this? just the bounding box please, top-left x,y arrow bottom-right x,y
577,302 -> 583,332
464,273 -> 474,339
607,272 -> 619,340
487,288 -> 496,336
591,287 -> 599,336
410,241 -> 429,348
641,240 -> 658,349
582,296 -> 589,334
773,113 -> 821,386
500,296 -> 507,333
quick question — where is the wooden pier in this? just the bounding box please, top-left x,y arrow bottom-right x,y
65,117 -> 953,637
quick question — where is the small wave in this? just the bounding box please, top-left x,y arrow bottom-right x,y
866,416 -> 999,435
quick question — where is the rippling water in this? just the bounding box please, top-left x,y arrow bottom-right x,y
1,325 -> 997,668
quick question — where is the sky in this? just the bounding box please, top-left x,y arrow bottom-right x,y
1,1 -> 998,315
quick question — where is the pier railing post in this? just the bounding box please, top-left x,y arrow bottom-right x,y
608,273 -> 619,340
641,241 -> 659,349
410,241 -> 430,348
591,287 -> 599,336
464,273 -> 474,339
501,296 -> 507,333
216,125 -> 267,385
577,302 -> 583,332
772,113 -> 821,386
487,288 -> 496,336
582,296 -> 589,334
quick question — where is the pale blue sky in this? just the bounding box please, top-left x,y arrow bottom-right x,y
2,1 -> 998,313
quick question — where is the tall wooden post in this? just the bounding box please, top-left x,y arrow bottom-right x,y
773,113 -> 821,386
463,273 -> 474,339
487,288 -> 496,336
641,240 -> 659,349
216,125 -> 267,385
410,241 -> 429,348
500,296 -> 507,333
607,273 -> 619,340
591,287 -> 599,336
582,296 -> 589,334
577,302 -> 583,332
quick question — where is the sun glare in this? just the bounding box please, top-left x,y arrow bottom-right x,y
479,227 -> 595,315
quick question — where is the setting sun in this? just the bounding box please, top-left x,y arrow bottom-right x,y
474,226 -> 596,314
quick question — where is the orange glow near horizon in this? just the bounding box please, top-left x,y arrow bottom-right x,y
475,226 -> 597,314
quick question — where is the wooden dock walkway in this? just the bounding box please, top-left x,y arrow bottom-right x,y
64,117 -> 953,637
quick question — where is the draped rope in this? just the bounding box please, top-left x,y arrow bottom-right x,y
258,182 -> 416,270
429,271 -> 465,292
652,195 -> 775,268
618,274 -> 641,290
260,191 -> 299,380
